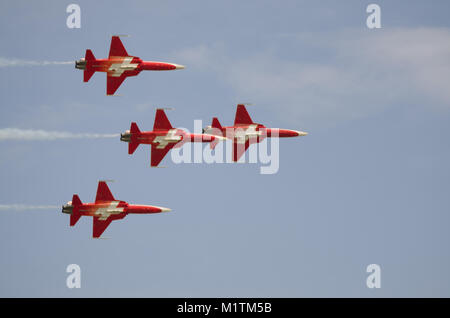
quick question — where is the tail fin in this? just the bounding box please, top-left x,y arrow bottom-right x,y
128,122 -> 141,154
210,117 -> 223,150
83,49 -> 96,82
70,194 -> 82,226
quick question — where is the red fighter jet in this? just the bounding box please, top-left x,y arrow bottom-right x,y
62,181 -> 171,238
120,109 -> 226,167
203,104 -> 308,162
75,36 -> 185,95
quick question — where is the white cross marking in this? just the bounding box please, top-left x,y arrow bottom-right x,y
108,57 -> 138,77
94,201 -> 124,220
235,125 -> 262,144
153,129 -> 182,149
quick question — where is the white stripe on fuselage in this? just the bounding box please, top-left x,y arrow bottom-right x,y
153,129 -> 182,149
94,201 -> 124,220
108,57 -> 138,77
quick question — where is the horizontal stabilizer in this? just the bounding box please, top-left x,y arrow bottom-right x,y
70,212 -> 81,226
85,49 -> 95,61
128,122 -> 140,154
209,118 -> 224,149
212,117 -> 223,130
84,69 -> 95,82
72,194 -> 82,206
82,50 -> 96,82
70,194 -> 82,226
130,122 -> 140,134
129,141 -> 139,154
210,139 -> 219,150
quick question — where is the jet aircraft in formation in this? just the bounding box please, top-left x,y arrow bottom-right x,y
120,108 -> 226,167
203,104 -> 308,161
66,37 -> 308,238
62,181 -> 170,238
75,36 -> 185,95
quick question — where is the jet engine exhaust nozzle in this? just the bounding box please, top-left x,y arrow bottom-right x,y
120,131 -> 131,142
75,58 -> 86,70
62,201 -> 73,214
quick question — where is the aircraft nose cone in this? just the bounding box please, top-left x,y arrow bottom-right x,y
278,129 -> 308,137
173,64 -> 185,70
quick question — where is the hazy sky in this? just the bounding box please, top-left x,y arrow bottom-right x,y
1,0 -> 450,297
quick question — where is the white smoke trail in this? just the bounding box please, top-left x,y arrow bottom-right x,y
0,204 -> 59,211
0,57 -> 72,67
0,128 -> 119,141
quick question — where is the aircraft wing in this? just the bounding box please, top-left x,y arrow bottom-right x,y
151,143 -> 175,167
95,181 -> 115,202
93,216 -> 114,238
232,138 -> 261,162
107,73 -> 127,95
153,109 -> 173,131
234,104 -> 254,126
109,36 -> 128,58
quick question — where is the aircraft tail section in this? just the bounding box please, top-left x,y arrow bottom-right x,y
70,194 -> 82,226
209,117 -> 224,150
85,49 -> 95,61
128,141 -> 140,154
211,117 -> 223,131
83,49 -> 96,82
72,194 -> 82,206
128,122 -> 141,154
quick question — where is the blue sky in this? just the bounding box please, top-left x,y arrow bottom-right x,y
1,0 -> 450,297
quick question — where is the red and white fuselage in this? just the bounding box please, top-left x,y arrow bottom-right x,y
84,56 -> 184,74
76,36 -> 185,95
120,109 -> 225,167
203,104 -> 308,161
64,201 -> 169,220
62,181 -> 170,238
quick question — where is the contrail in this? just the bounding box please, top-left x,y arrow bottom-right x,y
0,204 -> 59,211
0,128 -> 119,141
0,57 -> 72,67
